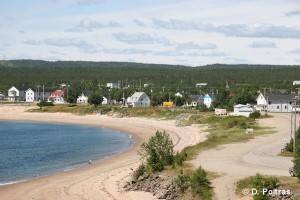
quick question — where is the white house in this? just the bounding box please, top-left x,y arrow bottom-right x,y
77,91 -> 90,104
203,94 -> 212,108
49,90 -> 65,104
256,93 -> 296,112
255,93 -> 268,111
233,104 -> 253,117
106,82 -> 119,89
127,92 -> 150,107
8,86 -> 20,101
102,96 -> 108,105
25,88 -> 34,102
8,86 -> 34,102
175,92 -> 183,98
293,81 -> 300,86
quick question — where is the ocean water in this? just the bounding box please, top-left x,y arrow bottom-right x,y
0,121 -> 133,185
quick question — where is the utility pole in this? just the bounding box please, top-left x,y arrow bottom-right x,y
42,85 -> 44,101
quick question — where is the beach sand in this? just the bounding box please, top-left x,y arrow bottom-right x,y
0,105 -> 208,200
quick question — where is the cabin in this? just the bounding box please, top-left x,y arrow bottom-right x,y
127,92 -> 150,107
25,88 -> 35,102
233,104 -> 253,117
175,92 -> 183,98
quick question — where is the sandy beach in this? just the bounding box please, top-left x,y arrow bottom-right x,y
0,105 -> 207,200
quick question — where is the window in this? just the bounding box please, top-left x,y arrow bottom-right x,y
268,101 -> 271,105
277,106 -> 279,109
285,106 -> 287,109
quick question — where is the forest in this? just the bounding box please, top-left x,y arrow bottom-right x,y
0,60 -> 300,97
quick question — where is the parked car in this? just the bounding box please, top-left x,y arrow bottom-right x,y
289,167 -> 295,177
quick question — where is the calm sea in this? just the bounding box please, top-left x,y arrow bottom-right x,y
0,121 -> 133,185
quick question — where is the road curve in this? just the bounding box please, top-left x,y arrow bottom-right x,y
190,113 -> 297,200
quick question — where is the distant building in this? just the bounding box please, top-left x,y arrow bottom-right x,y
49,90 -> 65,104
127,92 -> 150,107
102,96 -> 108,105
195,83 -> 208,88
8,86 -> 35,102
77,91 -> 90,104
233,104 -> 253,117
0,93 -> 4,101
106,82 -> 119,89
293,81 -> 300,86
175,92 -> 183,98
256,93 -> 296,112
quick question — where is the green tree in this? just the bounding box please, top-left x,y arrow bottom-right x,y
139,131 -> 174,172
293,127 -> 300,178
88,92 -> 103,107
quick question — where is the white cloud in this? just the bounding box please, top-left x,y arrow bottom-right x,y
290,49 -> 300,54
113,32 -> 171,45
249,41 -> 277,48
284,10 -> 300,17
152,18 -> 300,39
66,18 -> 121,32
77,0 -> 105,6
176,42 -> 217,51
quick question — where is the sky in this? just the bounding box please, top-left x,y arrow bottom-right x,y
0,0 -> 300,66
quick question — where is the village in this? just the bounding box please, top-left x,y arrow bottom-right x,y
1,80 -> 300,117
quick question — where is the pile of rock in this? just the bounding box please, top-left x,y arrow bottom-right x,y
124,173 -> 181,200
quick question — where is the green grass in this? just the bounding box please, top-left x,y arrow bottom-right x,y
236,175 -> 300,199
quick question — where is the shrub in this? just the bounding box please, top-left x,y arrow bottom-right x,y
133,164 -> 146,181
190,167 -> 212,200
37,101 -> 54,108
250,111 -> 261,119
174,170 -> 190,193
139,131 -> 174,172
293,127 -> 300,178
174,151 -> 188,167
285,138 -> 294,152
237,173 -> 278,200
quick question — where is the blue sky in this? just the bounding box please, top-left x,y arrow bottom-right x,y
0,0 -> 300,66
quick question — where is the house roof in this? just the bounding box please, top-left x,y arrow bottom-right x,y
129,92 -> 149,102
15,86 -> 34,91
190,95 -> 202,102
265,94 -> 297,101
50,90 -> 64,97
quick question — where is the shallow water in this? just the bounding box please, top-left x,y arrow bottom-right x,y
0,121 -> 133,184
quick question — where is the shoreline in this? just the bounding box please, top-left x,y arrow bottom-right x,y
0,120 -> 135,186
0,105 -> 207,200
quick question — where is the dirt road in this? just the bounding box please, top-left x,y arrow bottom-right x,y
190,113 -> 297,200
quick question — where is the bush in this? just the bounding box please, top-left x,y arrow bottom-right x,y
37,101 -> 54,108
237,173 -> 278,200
285,138 -> 294,152
175,170 -> 190,193
293,127 -> 300,178
139,131 -> 174,172
133,164 -> 146,181
250,111 -> 261,119
190,167 -> 212,199
174,151 -> 188,167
